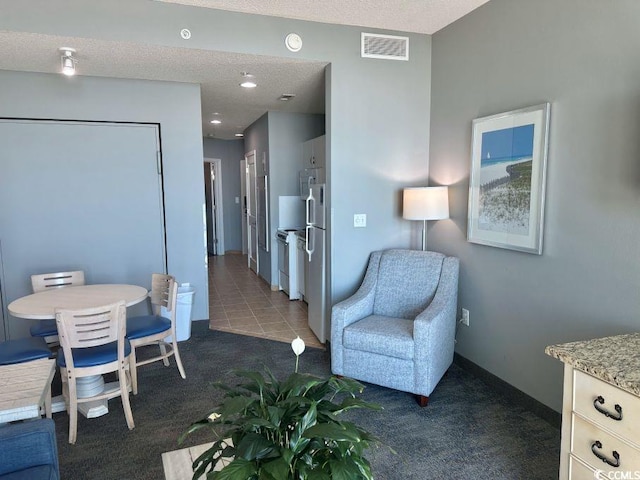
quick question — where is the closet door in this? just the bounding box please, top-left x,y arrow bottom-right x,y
0,120 -> 166,339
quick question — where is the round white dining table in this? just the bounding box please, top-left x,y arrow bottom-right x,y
7,284 -> 149,419
8,284 -> 148,320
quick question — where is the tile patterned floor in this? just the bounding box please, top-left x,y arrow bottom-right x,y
207,254 -> 324,349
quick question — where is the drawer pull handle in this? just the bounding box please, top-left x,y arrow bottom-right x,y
591,440 -> 620,468
594,395 -> 623,421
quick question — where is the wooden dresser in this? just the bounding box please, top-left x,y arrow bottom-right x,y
546,334 -> 640,479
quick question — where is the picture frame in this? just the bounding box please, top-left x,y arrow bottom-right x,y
467,103 -> 550,255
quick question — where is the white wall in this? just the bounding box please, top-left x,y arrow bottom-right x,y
429,0 -> 640,411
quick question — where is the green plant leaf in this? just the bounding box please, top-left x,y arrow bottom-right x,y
260,457 -> 290,479
329,457 -> 369,480
289,402 -> 317,454
208,457 -> 257,480
334,397 -> 382,414
220,395 -> 255,418
302,423 -> 362,443
236,432 -> 279,461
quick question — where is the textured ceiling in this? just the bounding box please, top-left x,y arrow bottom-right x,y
0,31 -> 326,140
157,0 -> 490,35
0,1 -> 488,139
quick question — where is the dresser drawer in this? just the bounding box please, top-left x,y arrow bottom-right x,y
574,370 -> 640,445
572,414 -> 640,472
569,455 -> 596,480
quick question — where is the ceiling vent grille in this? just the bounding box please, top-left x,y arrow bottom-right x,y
361,33 -> 409,61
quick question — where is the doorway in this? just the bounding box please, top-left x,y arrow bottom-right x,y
204,158 -> 224,256
245,150 -> 258,273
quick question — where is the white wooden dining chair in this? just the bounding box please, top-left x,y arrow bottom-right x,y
126,274 -> 186,395
55,300 -> 135,444
30,271 -> 85,345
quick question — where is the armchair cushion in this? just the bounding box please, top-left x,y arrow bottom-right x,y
0,419 -> 59,480
343,315 -> 414,360
373,250 -> 444,319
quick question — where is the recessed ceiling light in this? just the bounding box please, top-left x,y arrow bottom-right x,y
210,119 -> 222,124
279,94 -> 296,101
234,133 -> 244,137
59,47 -> 77,76
240,72 -> 257,88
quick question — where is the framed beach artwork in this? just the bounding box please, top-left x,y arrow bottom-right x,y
467,103 -> 550,254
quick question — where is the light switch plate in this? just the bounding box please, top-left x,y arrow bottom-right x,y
353,214 -> 367,228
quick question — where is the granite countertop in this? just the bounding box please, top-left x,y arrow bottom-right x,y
545,333 -> 640,397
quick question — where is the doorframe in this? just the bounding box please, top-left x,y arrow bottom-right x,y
204,158 -> 225,255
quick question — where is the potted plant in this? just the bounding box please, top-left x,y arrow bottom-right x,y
181,337 -> 381,479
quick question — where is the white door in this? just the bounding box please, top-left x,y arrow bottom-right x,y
245,151 -> 258,274
240,160 -> 247,255
0,119 -> 166,339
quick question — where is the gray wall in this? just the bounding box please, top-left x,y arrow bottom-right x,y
268,112 -> 325,287
0,70 -> 209,322
203,138 -> 245,252
429,0 -> 640,411
0,0 -> 431,324
244,113 -> 271,283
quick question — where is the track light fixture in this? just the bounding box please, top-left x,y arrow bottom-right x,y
59,48 -> 77,76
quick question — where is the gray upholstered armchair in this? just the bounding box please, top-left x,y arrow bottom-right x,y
331,249 -> 459,406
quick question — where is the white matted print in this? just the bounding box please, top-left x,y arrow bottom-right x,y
467,103 -> 550,254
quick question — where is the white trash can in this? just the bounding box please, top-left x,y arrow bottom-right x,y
168,283 -> 195,342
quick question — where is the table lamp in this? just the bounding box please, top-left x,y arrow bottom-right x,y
402,186 -> 449,251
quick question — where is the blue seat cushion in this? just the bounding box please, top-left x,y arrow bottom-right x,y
126,315 -> 171,340
30,320 -> 58,338
57,339 -> 131,368
0,337 -> 51,366
343,315 -> 415,360
0,464 -> 57,480
0,418 -> 59,479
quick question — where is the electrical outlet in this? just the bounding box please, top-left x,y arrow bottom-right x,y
353,214 -> 367,228
461,308 -> 470,326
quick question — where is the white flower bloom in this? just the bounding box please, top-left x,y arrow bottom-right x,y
291,336 -> 306,356
208,412 -> 222,422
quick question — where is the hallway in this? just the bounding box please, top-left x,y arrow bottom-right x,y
208,254 -> 323,349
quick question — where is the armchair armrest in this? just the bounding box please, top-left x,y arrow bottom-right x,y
413,257 -> 459,395
0,418 -> 60,480
330,251 -> 381,374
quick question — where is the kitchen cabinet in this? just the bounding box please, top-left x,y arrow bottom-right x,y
302,135 -> 326,171
546,334 -> 640,480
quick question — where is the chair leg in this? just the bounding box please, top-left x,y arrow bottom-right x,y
416,395 -> 429,407
159,342 -> 170,366
172,338 -> 186,379
68,377 -> 78,444
129,348 -> 139,395
120,362 -> 135,430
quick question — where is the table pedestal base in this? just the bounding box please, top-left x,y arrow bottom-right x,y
54,375 -> 120,418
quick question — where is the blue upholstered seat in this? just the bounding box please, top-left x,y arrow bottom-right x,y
332,249 -> 459,406
29,319 -> 58,338
126,315 -> 171,340
0,337 -> 51,366
0,418 -> 59,480
56,339 -> 131,368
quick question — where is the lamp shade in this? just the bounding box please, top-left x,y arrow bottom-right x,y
402,186 -> 449,220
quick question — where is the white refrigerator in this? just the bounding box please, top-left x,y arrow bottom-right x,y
305,184 -> 326,343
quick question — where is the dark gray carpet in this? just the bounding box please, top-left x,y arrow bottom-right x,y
53,322 -> 560,479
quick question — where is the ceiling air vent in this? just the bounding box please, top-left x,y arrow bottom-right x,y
361,33 -> 409,61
